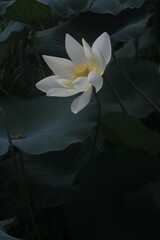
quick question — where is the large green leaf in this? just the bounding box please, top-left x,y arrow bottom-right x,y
35,10 -> 151,58
101,112 -> 160,155
0,87 -> 120,155
115,40 -> 136,59
0,2 -> 11,15
105,58 -> 160,118
0,57 -> 160,155
0,142 -> 90,210
119,0 -> 128,3
0,229 -> 20,240
4,0 -> 51,24
111,13 -> 152,43
38,0 -> 89,17
85,0 -> 145,14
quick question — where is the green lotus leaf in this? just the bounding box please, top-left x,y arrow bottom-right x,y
85,0 -> 145,14
105,58 -> 160,117
38,0 -> 89,17
35,11 -> 151,58
0,57 -> 159,155
0,21 -> 26,66
101,112 -> 160,155
4,0 -> 51,24
0,142 -> 90,210
0,229 -> 20,240
0,84 -> 120,155
0,2 -> 11,15
111,13 -> 152,43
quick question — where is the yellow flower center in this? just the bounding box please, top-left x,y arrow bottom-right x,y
74,64 -> 89,78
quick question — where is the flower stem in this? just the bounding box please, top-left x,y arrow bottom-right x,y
0,107 -> 29,239
112,51 -> 160,114
0,107 -> 15,156
90,88 -> 101,159
104,76 -> 127,114
0,107 -> 41,240
80,88 -> 102,237
32,26 -> 45,78
89,135 -> 102,153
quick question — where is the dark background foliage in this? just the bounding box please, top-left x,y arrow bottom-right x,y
0,0 -> 160,239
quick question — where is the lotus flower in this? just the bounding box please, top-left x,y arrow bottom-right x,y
36,32 -> 111,113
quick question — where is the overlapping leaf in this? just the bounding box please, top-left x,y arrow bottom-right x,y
0,87 -> 120,155
85,0 -> 145,14
0,142 -> 90,211
38,0 -> 89,17
35,10 -> 151,57
4,0 -> 51,24
0,21 -> 26,66
105,58 -> 160,118
101,112 -> 160,155
0,57 -> 159,155
0,229 -> 20,240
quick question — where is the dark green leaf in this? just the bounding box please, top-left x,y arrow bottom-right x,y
0,58 -> 160,154
0,89 -> 120,155
105,59 -> 160,118
4,0 -> 51,24
101,112 -> 160,154
0,142 -> 90,209
38,0 -> 89,17
0,229 -> 20,240
0,2 -> 11,15
115,40 -> 136,59
139,27 -> 156,49
86,0 -> 145,14
119,0 -> 128,3
111,13 -> 152,43
0,21 -> 26,66
35,11 -> 151,58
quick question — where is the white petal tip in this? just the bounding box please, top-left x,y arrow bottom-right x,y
71,109 -> 78,114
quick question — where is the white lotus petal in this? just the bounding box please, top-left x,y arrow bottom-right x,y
82,39 -> 94,61
57,79 -> 73,88
65,34 -> 88,64
36,75 -> 61,93
43,55 -> 75,79
47,88 -> 78,97
92,32 -> 111,65
88,71 -> 103,92
71,88 -> 92,114
73,77 -> 91,92
92,49 -> 106,74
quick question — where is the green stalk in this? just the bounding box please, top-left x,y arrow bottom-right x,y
0,107 -> 30,240
80,88 -> 102,238
89,135 -> 102,153
90,88 -> 102,160
112,51 -> 160,114
0,107 -> 41,240
0,107 -> 15,157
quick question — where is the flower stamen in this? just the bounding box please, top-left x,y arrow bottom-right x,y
74,64 -> 89,78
